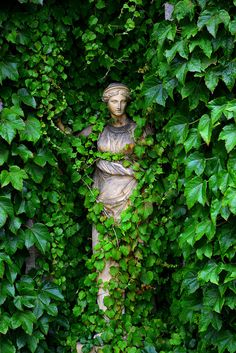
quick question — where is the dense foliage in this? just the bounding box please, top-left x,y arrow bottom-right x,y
1,0 -> 236,352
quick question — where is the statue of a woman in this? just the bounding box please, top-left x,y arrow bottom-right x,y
76,83 -> 150,353
91,83 -> 138,313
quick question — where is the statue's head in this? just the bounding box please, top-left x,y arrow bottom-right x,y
102,83 -> 131,118
102,83 -> 131,103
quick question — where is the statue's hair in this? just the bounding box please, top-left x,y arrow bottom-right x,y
102,83 -> 131,102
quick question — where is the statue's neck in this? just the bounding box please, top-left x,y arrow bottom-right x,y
110,114 -> 129,127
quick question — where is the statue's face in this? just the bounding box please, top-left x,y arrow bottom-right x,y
107,92 -> 128,118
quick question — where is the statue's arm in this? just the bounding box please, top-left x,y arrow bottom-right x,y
78,125 -> 93,137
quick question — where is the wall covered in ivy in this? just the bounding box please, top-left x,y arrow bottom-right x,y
1,0 -> 236,352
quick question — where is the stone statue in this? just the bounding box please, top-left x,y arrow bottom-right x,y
76,83 -> 150,353
92,83 -> 138,313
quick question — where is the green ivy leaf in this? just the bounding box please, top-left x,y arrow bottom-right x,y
27,335 -> 39,353
41,282 -> 64,301
17,88 -> 37,108
34,149 -> 56,167
218,124 -> 236,152
19,116 -> 41,143
184,176 -> 207,208
152,22 -> 176,47
0,339 -> 16,353
0,196 -> 14,227
219,228 -> 236,257
198,261 -> 221,284
0,107 -> 25,144
205,70 -> 219,93
0,166 -> 28,191
223,187 -> 236,214
0,143 -> 9,165
174,0 -> 195,21
0,312 -> 11,334
189,38 -> 212,58
166,115 -> 189,144
185,152 -> 206,177
0,61 -> 19,83
165,40 -> 188,62
11,311 -> 36,335
184,128 -> 201,153
195,219 -> 215,241
198,114 -> 212,145
181,81 -> 209,110
197,9 -> 230,37
181,270 -> 199,294
141,270 -> 153,285
12,144 -> 34,162
143,78 -> 168,107
215,330 -> 236,353
25,223 -> 51,254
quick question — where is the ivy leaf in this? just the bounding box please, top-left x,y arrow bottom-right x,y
34,148 -> 56,167
184,176 -> 207,208
152,22 -> 176,46
25,223 -> 51,254
184,128 -> 201,153
0,166 -> 28,191
0,107 -> 25,144
0,143 -> 9,165
179,223 -> 196,247
174,61 -> 188,84
12,144 -> 34,162
19,116 -> 41,143
215,330 -> 236,353
17,88 -> 37,108
181,81 -> 209,110
166,115 -> 189,144
27,335 -> 39,353
185,152 -> 206,177
223,187 -> 236,214
188,57 -> 202,73
219,228 -> 236,257
198,261 -> 221,284
197,9 -> 230,38
229,20 -> 236,35
25,163 -> 45,184
41,283 -> 64,301
0,196 -> 14,227
218,124 -> 236,153
174,0 -> 195,21
208,98 -> 227,124
0,313 -> 11,334
181,270 -> 199,294
205,70 -> 219,93
189,38 -> 212,58
11,311 -> 36,335
0,61 -> 19,83
221,62 -> 236,91
143,78 -> 168,107
195,219 -> 215,241
210,199 -> 221,225
198,114 -> 212,145
141,270 -> 154,285
165,40 -> 188,62
0,340 -> 16,353
199,308 -> 222,332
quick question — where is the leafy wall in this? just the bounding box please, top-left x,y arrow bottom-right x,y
0,0 -> 236,352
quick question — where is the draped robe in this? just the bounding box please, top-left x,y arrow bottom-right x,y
92,120 -> 137,311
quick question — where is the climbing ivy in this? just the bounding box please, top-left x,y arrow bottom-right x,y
0,0 -> 236,352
